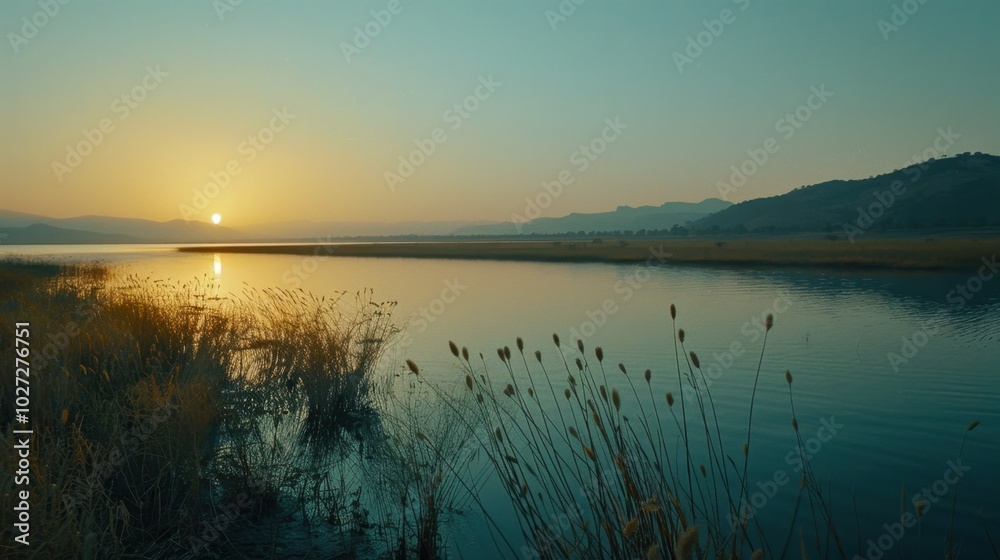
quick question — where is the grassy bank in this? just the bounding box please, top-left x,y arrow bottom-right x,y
178,237 -> 1000,269
0,261 -> 405,558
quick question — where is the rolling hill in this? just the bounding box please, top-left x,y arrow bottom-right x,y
691,153 -> 1000,234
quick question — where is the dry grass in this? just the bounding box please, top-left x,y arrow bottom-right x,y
180,237 -> 999,269
0,260 -> 398,559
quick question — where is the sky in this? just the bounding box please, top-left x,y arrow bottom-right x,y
2,0 -> 999,228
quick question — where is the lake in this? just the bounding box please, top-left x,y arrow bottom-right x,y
5,243 -> 999,558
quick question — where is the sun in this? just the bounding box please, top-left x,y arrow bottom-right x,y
211,213 -> 222,225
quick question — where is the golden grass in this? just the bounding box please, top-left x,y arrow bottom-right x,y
180,237 -> 1000,269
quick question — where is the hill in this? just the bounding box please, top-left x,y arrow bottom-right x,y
0,224 -> 140,245
691,153 -> 1000,235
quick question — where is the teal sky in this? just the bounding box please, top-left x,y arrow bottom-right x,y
2,0 -> 998,226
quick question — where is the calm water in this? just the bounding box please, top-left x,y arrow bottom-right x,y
5,244 -> 999,558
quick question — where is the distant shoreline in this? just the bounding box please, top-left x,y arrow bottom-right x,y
178,237 -> 1000,270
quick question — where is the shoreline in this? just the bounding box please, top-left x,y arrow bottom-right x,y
177,237 -> 1000,270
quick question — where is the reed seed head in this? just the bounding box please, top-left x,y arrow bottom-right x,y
417,431 -> 428,441
623,516 -> 639,539
785,370 -> 793,384
476,393 -> 484,403
534,350 -> 542,362
583,444 -> 597,462
968,420 -> 981,432
462,347 -> 469,361
516,337 -> 524,352
699,464 -> 707,477
612,388 -> 621,412
465,375 -> 473,391
505,454 -> 518,464
567,373 -> 577,387
497,348 -> 505,362
595,346 -> 604,362
575,358 -> 583,371
791,417 -> 799,431
406,359 -> 419,375
503,384 -> 515,397
504,346 -> 511,361
564,388 -> 572,400
568,426 -> 579,439
553,333 -> 560,347
670,304 -> 676,320
577,339 -> 585,353
689,351 -> 700,369
765,314 -> 774,331
678,328 -> 685,343
743,442 -> 749,457
527,387 -> 534,398
495,427 -> 503,443
644,369 -> 651,383
619,363 -> 627,374
599,385 -> 608,402
449,340 -> 459,357
675,525 -> 698,560
666,392 -> 675,407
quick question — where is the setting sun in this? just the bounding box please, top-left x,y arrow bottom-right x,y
211,213 -> 222,225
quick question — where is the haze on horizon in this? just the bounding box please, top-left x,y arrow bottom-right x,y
2,0 -> 999,228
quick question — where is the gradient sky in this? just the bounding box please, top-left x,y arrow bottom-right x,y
2,0 -> 999,227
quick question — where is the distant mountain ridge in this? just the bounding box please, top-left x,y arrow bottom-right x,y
691,153 -> 1000,234
0,210 -> 244,244
455,199 -> 732,236
1,153 -> 998,244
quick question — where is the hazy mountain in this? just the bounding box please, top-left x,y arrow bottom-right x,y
455,199 -> 733,236
0,224 -> 140,245
243,220 -> 495,240
691,153 -> 1000,234
0,212 -> 244,243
